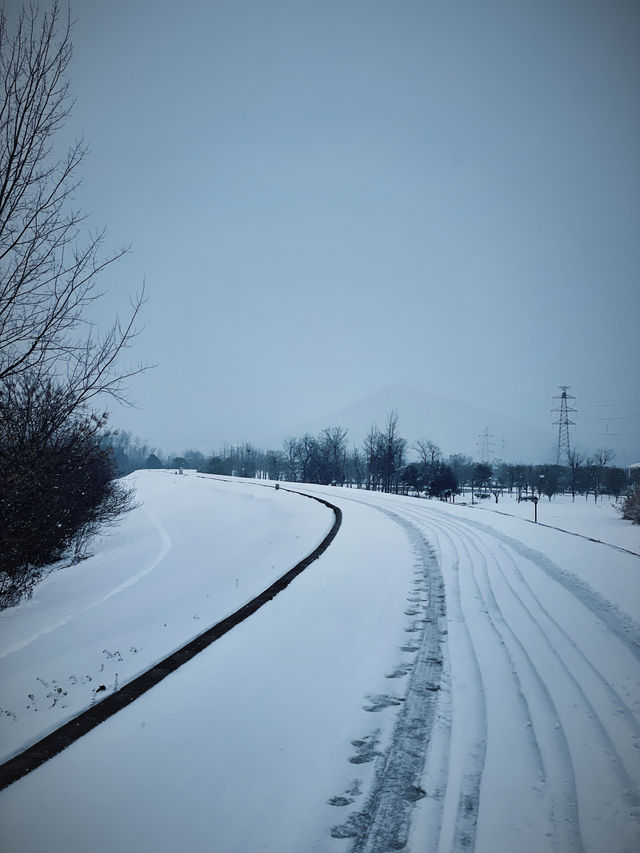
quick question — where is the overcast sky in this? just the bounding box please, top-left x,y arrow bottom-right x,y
49,0 -> 640,459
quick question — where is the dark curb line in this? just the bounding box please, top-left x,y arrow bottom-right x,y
0,488 -> 342,791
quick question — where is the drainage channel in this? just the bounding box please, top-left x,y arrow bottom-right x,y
0,488 -> 342,791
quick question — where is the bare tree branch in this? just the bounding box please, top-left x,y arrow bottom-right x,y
0,2 -> 150,401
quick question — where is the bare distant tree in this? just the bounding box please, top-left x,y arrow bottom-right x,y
363,424 -> 381,491
283,436 -> 301,481
348,446 -> 363,488
265,449 -> 285,481
591,448 -> 615,503
298,433 -> 318,483
320,426 -> 348,485
380,411 -> 406,494
414,439 -> 441,468
0,2 -> 147,406
567,448 -> 585,501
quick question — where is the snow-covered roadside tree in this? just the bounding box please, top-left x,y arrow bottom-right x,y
0,4 -> 148,606
618,484 -> 640,524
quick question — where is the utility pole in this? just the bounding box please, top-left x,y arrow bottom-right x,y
552,386 -> 576,465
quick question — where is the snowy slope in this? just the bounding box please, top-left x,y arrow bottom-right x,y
1,475 -> 639,852
0,470 -> 334,762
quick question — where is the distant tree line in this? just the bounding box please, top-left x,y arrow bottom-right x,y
134,410 -> 637,522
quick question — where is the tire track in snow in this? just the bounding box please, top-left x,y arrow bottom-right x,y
465,526 -> 640,840
313,488 -> 639,851
449,518 -> 640,780
488,537 -> 640,778
412,507 -> 569,852
400,500 -> 639,851
433,527 -> 487,853
456,515 -> 640,661
317,492 -> 485,853
408,506 -> 640,742
432,513 -> 583,852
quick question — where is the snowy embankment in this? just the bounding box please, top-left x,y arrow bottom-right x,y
1,473 -> 639,853
0,471 -> 334,762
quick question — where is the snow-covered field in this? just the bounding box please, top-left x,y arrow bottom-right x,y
1,471 -> 639,852
466,489 -> 639,555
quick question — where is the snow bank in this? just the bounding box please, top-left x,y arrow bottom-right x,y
0,471 -> 333,762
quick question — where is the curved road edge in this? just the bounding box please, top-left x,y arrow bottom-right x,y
0,488 -> 342,792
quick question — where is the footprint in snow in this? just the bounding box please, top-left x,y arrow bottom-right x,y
404,785 -> 427,802
345,779 -> 362,797
349,732 -> 380,764
385,662 -> 413,679
328,795 -> 353,807
330,812 -> 368,840
363,694 -> 404,712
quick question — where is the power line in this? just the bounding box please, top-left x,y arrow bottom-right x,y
583,400 -> 640,408
587,414 -> 639,421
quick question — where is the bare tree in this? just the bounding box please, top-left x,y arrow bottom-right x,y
380,411 -> 406,494
320,426 -> 348,485
591,447 -> 615,503
298,433 -> 318,483
265,449 -> 285,481
567,448 -> 585,501
363,423 -> 381,491
0,2 -> 147,405
283,436 -> 301,482
0,4 -> 150,606
348,445 -> 363,488
414,438 -> 441,468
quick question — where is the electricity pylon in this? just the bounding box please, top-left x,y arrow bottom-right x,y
552,386 -> 576,465
476,426 -> 494,464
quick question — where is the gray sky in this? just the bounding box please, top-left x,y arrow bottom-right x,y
57,0 -> 639,460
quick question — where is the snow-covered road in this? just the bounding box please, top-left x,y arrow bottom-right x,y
286,485 -> 640,852
1,474 -> 639,852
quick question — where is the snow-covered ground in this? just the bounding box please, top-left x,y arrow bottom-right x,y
0,471 -> 334,762
1,472 -> 639,852
465,489 -> 639,555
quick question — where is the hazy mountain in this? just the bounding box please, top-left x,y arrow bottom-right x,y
290,384 -> 556,463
